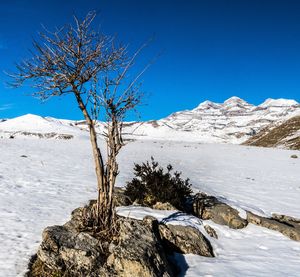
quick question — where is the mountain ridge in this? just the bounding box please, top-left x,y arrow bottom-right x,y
151,96 -> 300,143
0,97 -> 299,146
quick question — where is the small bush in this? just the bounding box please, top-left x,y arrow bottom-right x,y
125,157 -> 192,210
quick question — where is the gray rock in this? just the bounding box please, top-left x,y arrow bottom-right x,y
158,224 -> 214,257
192,193 -> 248,229
204,225 -> 218,239
36,225 -> 106,276
27,209 -> 174,277
114,187 -> 132,206
247,211 -> 300,241
106,217 -> 173,277
152,202 -> 177,210
272,213 -> 300,228
27,198 -> 220,276
65,200 -> 97,231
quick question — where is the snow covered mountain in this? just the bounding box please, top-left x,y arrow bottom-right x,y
1,137 -> 300,276
0,114 -> 88,139
0,97 -> 299,144
124,97 -> 300,143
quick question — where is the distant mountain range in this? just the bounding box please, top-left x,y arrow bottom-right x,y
0,97 -> 299,149
122,97 -> 300,144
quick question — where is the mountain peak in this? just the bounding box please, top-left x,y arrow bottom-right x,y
195,100 -> 220,110
17,113 -> 45,120
224,96 -> 243,102
0,113 -> 75,134
223,96 -> 250,105
259,98 -> 299,108
222,96 -> 252,111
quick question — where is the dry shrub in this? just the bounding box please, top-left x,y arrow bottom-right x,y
125,157 -> 192,210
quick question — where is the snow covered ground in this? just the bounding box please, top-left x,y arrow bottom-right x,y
0,135 -> 300,276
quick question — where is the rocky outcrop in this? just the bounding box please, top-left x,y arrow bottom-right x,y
152,202 -> 177,210
247,211 -> 300,241
204,225 -> 218,239
38,225 -> 105,275
272,213 -> 300,228
192,193 -> 248,229
26,200 -> 217,277
158,224 -> 214,257
106,217 -> 173,277
5,131 -> 74,140
244,115 -> 300,150
27,218 -> 174,277
27,200 -> 174,277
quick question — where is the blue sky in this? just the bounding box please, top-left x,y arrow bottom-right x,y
1,0 -> 300,120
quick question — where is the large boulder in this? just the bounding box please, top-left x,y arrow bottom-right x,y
106,217 -> 173,277
26,207 -> 174,277
247,211 -> 300,241
192,193 -> 248,229
158,224 -> 214,257
26,200 -> 218,276
37,225 -> 105,275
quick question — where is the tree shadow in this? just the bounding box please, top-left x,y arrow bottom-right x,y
158,211 -> 205,276
168,252 -> 189,277
161,211 -> 203,229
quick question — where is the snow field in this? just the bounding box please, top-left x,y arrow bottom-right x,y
0,137 -> 299,276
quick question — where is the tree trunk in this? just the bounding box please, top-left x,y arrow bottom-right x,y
73,90 -> 112,229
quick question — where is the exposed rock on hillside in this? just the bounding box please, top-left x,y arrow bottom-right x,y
106,217 -> 173,277
192,193 -> 248,229
159,223 -> 214,257
244,116 -> 300,150
204,225 -> 218,239
272,213 -> 300,228
0,130 -> 74,139
247,211 -> 300,241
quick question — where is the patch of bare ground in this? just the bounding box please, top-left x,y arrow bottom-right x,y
243,116 -> 300,150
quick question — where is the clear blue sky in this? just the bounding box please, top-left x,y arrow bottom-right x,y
1,0 -> 300,120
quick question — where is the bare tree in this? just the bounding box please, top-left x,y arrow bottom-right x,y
9,11 -> 147,232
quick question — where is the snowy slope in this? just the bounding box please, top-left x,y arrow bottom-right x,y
0,137 -> 300,276
0,114 -> 88,139
259,98 -> 299,107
